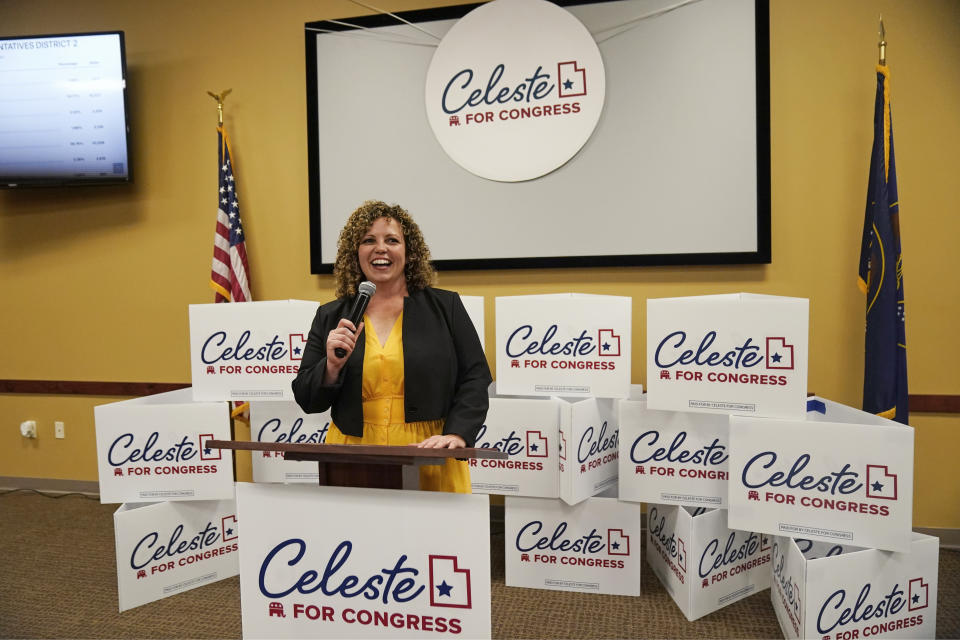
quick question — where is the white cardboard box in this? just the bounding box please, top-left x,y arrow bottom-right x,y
460,294 -> 486,353
505,496 -> 643,596
646,293 -> 808,418
557,387 -> 636,505
470,391 -> 561,498
238,483 -> 491,639
249,401 -> 330,484
114,495 -> 239,611
771,533 -> 938,639
189,299 -> 320,402
94,388 -> 233,504
619,395 -> 731,508
728,397 -> 914,552
495,293 -> 631,399
646,504 -> 772,621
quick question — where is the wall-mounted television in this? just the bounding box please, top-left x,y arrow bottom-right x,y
0,31 -> 132,188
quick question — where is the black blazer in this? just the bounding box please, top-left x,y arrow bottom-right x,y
291,287 -> 491,447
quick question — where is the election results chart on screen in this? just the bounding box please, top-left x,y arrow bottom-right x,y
0,33 -> 129,184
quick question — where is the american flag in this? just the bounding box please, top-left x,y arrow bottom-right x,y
210,125 -> 251,420
210,126 -> 251,303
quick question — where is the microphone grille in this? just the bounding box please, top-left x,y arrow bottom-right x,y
358,281 -> 376,296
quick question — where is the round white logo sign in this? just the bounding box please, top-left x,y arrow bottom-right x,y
425,0 -> 606,182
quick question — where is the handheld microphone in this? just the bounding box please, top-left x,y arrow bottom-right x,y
334,281 -> 376,358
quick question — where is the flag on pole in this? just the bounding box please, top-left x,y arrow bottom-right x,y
210,125 -> 252,419
210,126 -> 251,303
857,64 -> 908,424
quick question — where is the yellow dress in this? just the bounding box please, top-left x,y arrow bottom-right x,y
324,311 -> 472,493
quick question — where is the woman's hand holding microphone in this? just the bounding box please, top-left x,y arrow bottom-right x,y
323,318 -> 364,384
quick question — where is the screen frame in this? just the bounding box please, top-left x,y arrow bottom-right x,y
304,0 -> 770,273
0,30 -> 133,189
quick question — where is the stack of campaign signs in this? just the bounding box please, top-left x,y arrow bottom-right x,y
97,298 -> 501,639
729,399 -> 937,640
91,292 -> 938,639
491,294 -> 644,597
93,300 -> 321,611
94,388 -> 239,612
618,293 -> 938,638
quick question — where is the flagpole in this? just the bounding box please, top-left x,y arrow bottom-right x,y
206,88 -> 246,479
878,15 -> 886,66
206,89 -> 232,126
860,16 -> 908,424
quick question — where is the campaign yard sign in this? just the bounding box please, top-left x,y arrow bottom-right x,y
238,483 -> 491,639
646,293 -> 808,419
619,395 -> 731,508
557,391 -> 626,505
470,392 -> 561,498
114,495 -> 239,612
771,533 -> 938,640
505,496 -> 642,596
250,401 -> 331,484
728,397 -> 914,552
189,299 -> 320,402
94,388 -> 232,504
646,504 -> 771,621
459,295 -> 486,353
495,293 -> 631,399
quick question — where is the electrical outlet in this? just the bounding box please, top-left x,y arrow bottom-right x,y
19,420 -> 37,438
55,421 -> 65,439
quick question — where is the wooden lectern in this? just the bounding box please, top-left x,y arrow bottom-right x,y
207,440 -> 507,490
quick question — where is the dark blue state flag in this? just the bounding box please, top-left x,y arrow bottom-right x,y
857,65 -> 908,424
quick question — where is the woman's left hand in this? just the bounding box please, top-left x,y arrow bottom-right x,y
416,434 -> 466,449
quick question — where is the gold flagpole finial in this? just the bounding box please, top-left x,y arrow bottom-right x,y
206,89 -> 233,126
878,15 -> 887,66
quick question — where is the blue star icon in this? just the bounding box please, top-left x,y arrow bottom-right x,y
436,580 -> 453,597
912,593 -> 920,604
872,481 -> 883,492
204,448 -> 212,456
602,342 -> 610,351
294,346 -> 302,355
612,541 -> 620,550
226,528 -> 234,536
563,79 -> 574,90
530,443 -> 538,452
771,353 -> 782,363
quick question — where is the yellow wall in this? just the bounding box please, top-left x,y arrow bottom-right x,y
1,0 -> 957,527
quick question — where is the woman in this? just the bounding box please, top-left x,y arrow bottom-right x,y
291,200 -> 491,493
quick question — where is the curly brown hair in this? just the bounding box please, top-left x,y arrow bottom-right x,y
333,200 -> 437,298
